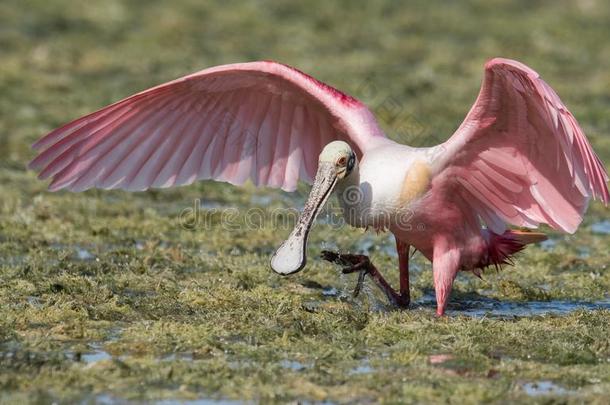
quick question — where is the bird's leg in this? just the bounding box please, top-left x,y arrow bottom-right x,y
320,250 -> 409,308
320,251 -> 370,296
432,236 -> 461,316
395,236 -> 411,306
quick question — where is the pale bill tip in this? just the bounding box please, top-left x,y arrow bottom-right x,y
270,238 -> 305,275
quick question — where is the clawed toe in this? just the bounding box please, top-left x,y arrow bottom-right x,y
321,250 -> 372,297
320,250 -> 340,264
321,250 -> 369,267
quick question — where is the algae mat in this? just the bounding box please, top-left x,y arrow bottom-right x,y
1,0 -> 609,403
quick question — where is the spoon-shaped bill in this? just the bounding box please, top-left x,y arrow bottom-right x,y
271,162 -> 337,275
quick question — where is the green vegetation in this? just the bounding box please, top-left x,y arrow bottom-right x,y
1,0 -> 609,403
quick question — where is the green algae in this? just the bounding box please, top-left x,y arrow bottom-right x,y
1,0 -> 610,403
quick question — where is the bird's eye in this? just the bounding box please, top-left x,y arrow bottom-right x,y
337,156 -> 347,166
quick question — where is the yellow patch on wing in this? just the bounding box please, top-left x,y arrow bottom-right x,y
399,160 -> 431,205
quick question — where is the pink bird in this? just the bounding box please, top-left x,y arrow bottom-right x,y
29,58 -> 609,316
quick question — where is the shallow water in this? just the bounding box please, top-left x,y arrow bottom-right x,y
93,394 -> 251,405
577,246 -> 591,258
521,381 -> 572,396
249,195 -> 274,206
75,247 -> 96,261
321,287 -> 338,297
415,295 -> 610,318
80,344 -> 112,364
591,220 -> 610,235
539,238 -> 558,251
279,359 -> 310,371
349,359 -> 373,375
75,328 -> 123,365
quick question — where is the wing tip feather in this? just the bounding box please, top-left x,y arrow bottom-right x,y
29,60 -> 384,195
485,57 -> 540,80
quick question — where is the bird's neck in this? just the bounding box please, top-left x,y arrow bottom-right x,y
334,165 -> 367,228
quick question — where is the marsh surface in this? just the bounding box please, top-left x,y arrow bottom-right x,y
1,0 -> 609,403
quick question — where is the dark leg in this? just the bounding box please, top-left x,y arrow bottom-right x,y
321,250 -> 410,308
395,236 -> 411,305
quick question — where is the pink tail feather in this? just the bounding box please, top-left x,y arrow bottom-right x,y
476,230 -> 547,273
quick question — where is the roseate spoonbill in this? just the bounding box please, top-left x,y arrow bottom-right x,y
29,58 -> 609,315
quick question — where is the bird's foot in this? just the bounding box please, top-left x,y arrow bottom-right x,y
321,251 -> 371,297
320,250 -> 410,308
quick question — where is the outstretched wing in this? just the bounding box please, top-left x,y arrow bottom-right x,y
30,61 -> 387,192
434,58 -> 609,234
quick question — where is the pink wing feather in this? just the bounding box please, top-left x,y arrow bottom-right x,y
436,58 -> 609,234
30,61 -> 387,192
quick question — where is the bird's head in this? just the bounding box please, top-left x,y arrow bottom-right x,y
318,140 -> 357,180
270,141 -> 357,275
